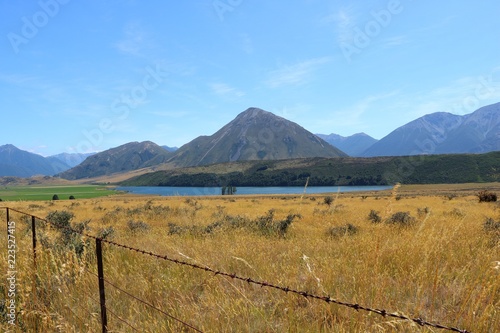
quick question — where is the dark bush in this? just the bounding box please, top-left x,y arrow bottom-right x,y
477,191 -> 497,202
326,224 -> 358,238
385,211 -> 415,226
324,196 -> 334,206
69,195 -> 75,200
52,194 -> 59,200
368,210 -> 381,223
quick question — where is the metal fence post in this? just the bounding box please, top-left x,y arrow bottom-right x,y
31,216 -> 37,269
96,238 -> 108,333
6,207 -> 9,235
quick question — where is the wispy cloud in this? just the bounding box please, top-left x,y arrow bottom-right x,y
266,57 -> 332,88
321,5 -> 359,45
114,21 -> 148,57
404,72 -> 500,118
209,82 -> 244,98
379,35 -> 409,48
321,90 -> 401,131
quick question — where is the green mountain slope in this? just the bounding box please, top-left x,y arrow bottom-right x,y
122,151 -> 500,186
59,141 -> 173,180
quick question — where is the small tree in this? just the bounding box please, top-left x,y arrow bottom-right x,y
69,195 -> 75,200
222,185 -> 237,195
52,194 -> 59,200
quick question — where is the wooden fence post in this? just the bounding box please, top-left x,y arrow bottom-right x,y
96,238 -> 108,333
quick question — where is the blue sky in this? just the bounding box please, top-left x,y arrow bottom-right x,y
1,0 -> 500,156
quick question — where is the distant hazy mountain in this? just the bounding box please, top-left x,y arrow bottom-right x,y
0,144 -> 70,177
362,102 -> 500,157
316,133 -> 377,156
162,145 -> 178,152
49,152 -> 95,168
59,141 -> 173,180
168,107 -> 347,167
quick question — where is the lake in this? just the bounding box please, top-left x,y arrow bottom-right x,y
115,185 -> 392,197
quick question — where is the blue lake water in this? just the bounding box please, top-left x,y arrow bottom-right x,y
116,186 -> 392,197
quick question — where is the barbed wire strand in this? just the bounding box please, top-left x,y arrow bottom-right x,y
85,268 -> 204,333
82,285 -> 142,332
2,207 -> 472,333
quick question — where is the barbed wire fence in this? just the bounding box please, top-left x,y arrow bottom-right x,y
1,206 -> 472,333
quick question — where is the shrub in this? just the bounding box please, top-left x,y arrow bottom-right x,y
477,191 -> 497,202
484,217 -> 500,247
417,207 -> 430,217
385,211 -> 415,226
484,217 -> 500,232
323,196 -> 334,206
52,194 -> 59,200
127,220 -> 151,233
46,210 -> 90,256
326,224 -> 358,238
368,210 -> 381,223
69,195 -> 75,200
97,226 -> 115,240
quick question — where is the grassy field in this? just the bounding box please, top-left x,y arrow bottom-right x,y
0,185 -> 118,201
0,185 -> 499,332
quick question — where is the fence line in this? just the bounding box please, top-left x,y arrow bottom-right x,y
85,269 -> 205,333
2,206 -> 472,333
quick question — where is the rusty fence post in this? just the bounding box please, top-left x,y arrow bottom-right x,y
6,207 -> 9,236
96,238 -> 108,333
31,216 -> 37,269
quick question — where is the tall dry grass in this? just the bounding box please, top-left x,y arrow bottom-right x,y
1,189 -> 499,332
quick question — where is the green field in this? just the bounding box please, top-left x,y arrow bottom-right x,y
0,185 -> 118,201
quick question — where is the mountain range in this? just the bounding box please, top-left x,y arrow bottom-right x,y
1,103 -> 499,179
362,102 -> 500,156
315,133 -> 378,157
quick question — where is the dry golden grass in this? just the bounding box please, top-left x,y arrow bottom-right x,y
1,187 -> 499,332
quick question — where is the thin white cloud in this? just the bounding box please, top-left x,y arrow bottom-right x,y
379,35 -> 409,48
404,72 -> 500,118
321,5 -> 359,45
209,82 -> 244,98
266,57 -> 332,88
113,21 -> 147,56
322,90 -> 401,130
